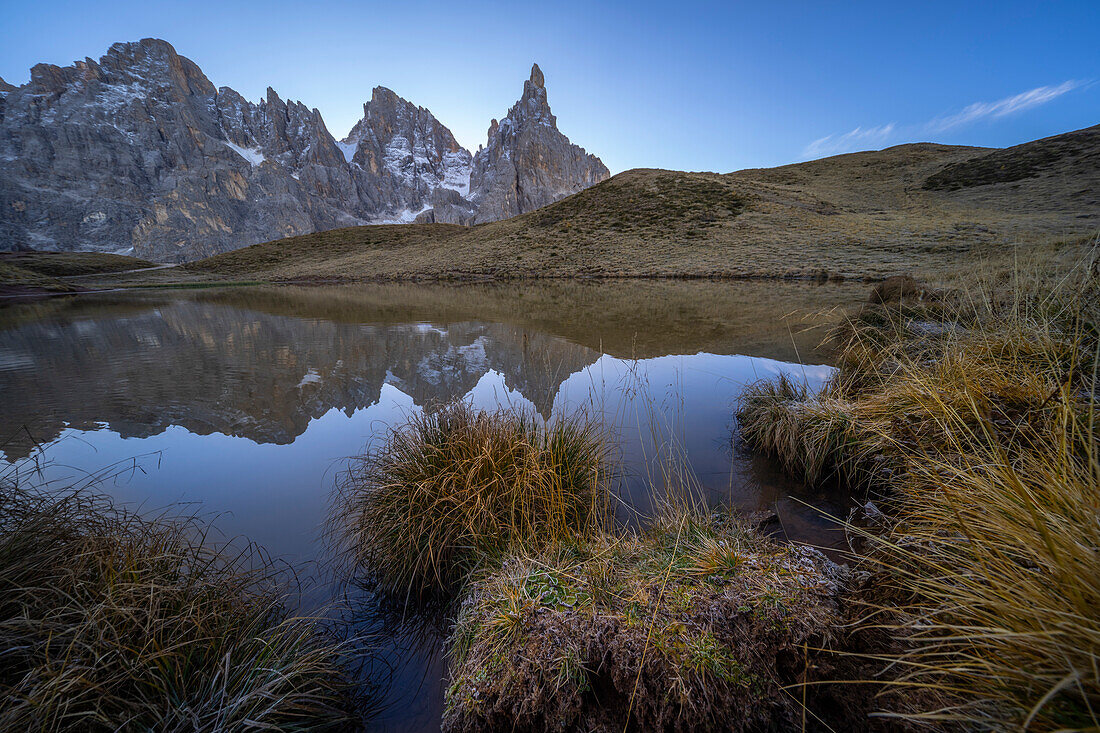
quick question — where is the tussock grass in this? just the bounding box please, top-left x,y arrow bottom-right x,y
737,373 -> 868,485
867,392 -> 1100,729
443,501 -> 854,732
0,477 -> 357,731
332,402 -> 611,596
736,236 -> 1100,728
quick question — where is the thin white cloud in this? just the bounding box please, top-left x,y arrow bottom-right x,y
801,79 -> 1085,160
926,80 -> 1085,133
802,123 -> 896,159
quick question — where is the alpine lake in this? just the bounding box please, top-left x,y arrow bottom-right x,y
0,278 -> 864,731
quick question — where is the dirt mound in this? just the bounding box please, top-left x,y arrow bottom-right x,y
869,275 -> 921,303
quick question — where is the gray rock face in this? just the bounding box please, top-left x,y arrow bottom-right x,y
340,87 -> 476,224
0,39 -> 365,261
467,64 -> 610,224
0,41 -> 607,261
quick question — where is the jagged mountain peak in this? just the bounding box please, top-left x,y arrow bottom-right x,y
509,61 -> 556,129
336,86 -> 474,223
0,39 -> 607,258
367,85 -> 415,109
466,62 -> 609,223
101,38 -> 214,97
108,37 -> 178,57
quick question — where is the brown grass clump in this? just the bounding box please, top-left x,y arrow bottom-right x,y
443,505 -> 856,732
0,478 -> 358,731
736,237 -> 1100,728
332,402 -> 611,597
736,373 -> 869,485
866,391 -> 1100,729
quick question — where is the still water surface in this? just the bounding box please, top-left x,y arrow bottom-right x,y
0,279 -> 861,730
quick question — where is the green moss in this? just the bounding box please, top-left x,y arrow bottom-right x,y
683,631 -> 757,686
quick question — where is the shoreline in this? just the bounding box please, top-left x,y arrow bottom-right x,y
0,269 -> 903,300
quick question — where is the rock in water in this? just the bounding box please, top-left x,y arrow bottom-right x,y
467,64 -> 610,224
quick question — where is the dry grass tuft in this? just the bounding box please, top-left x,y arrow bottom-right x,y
737,236 -> 1100,728
332,402 -> 611,597
0,476 -> 357,731
737,373 -> 868,485
867,393 -> 1100,729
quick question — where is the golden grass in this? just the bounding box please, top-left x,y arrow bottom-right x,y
736,373 -> 869,485
736,236 -> 1100,728
866,393 -> 1099,729
331,402 -> 611,596
0,475 -> 358,731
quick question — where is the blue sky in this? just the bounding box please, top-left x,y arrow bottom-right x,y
1,0 -> 1096,174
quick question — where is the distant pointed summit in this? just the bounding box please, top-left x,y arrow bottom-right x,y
466,63 -> 609,223
338,85 -> 474,223
529,63 -> 545,89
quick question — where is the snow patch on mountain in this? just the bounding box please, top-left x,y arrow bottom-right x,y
372,203 -> 433,224
336,139 -> 357,164
440,151 -> 472,194
225,141 -> 266,167
95,82 -> 149,111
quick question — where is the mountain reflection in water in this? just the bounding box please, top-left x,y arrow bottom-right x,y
0,279 -> 862,732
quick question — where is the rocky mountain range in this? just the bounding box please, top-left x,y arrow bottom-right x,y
0,38 -> 609,262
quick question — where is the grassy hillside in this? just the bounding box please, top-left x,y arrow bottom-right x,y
0,261 -> 76,294
0,252 -> 156,295
1,252 -> 154,277
924,123 -> 1100,190
12,125 -> 1099,291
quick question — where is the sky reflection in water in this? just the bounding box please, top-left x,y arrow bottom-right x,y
0,280 -> 860,731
